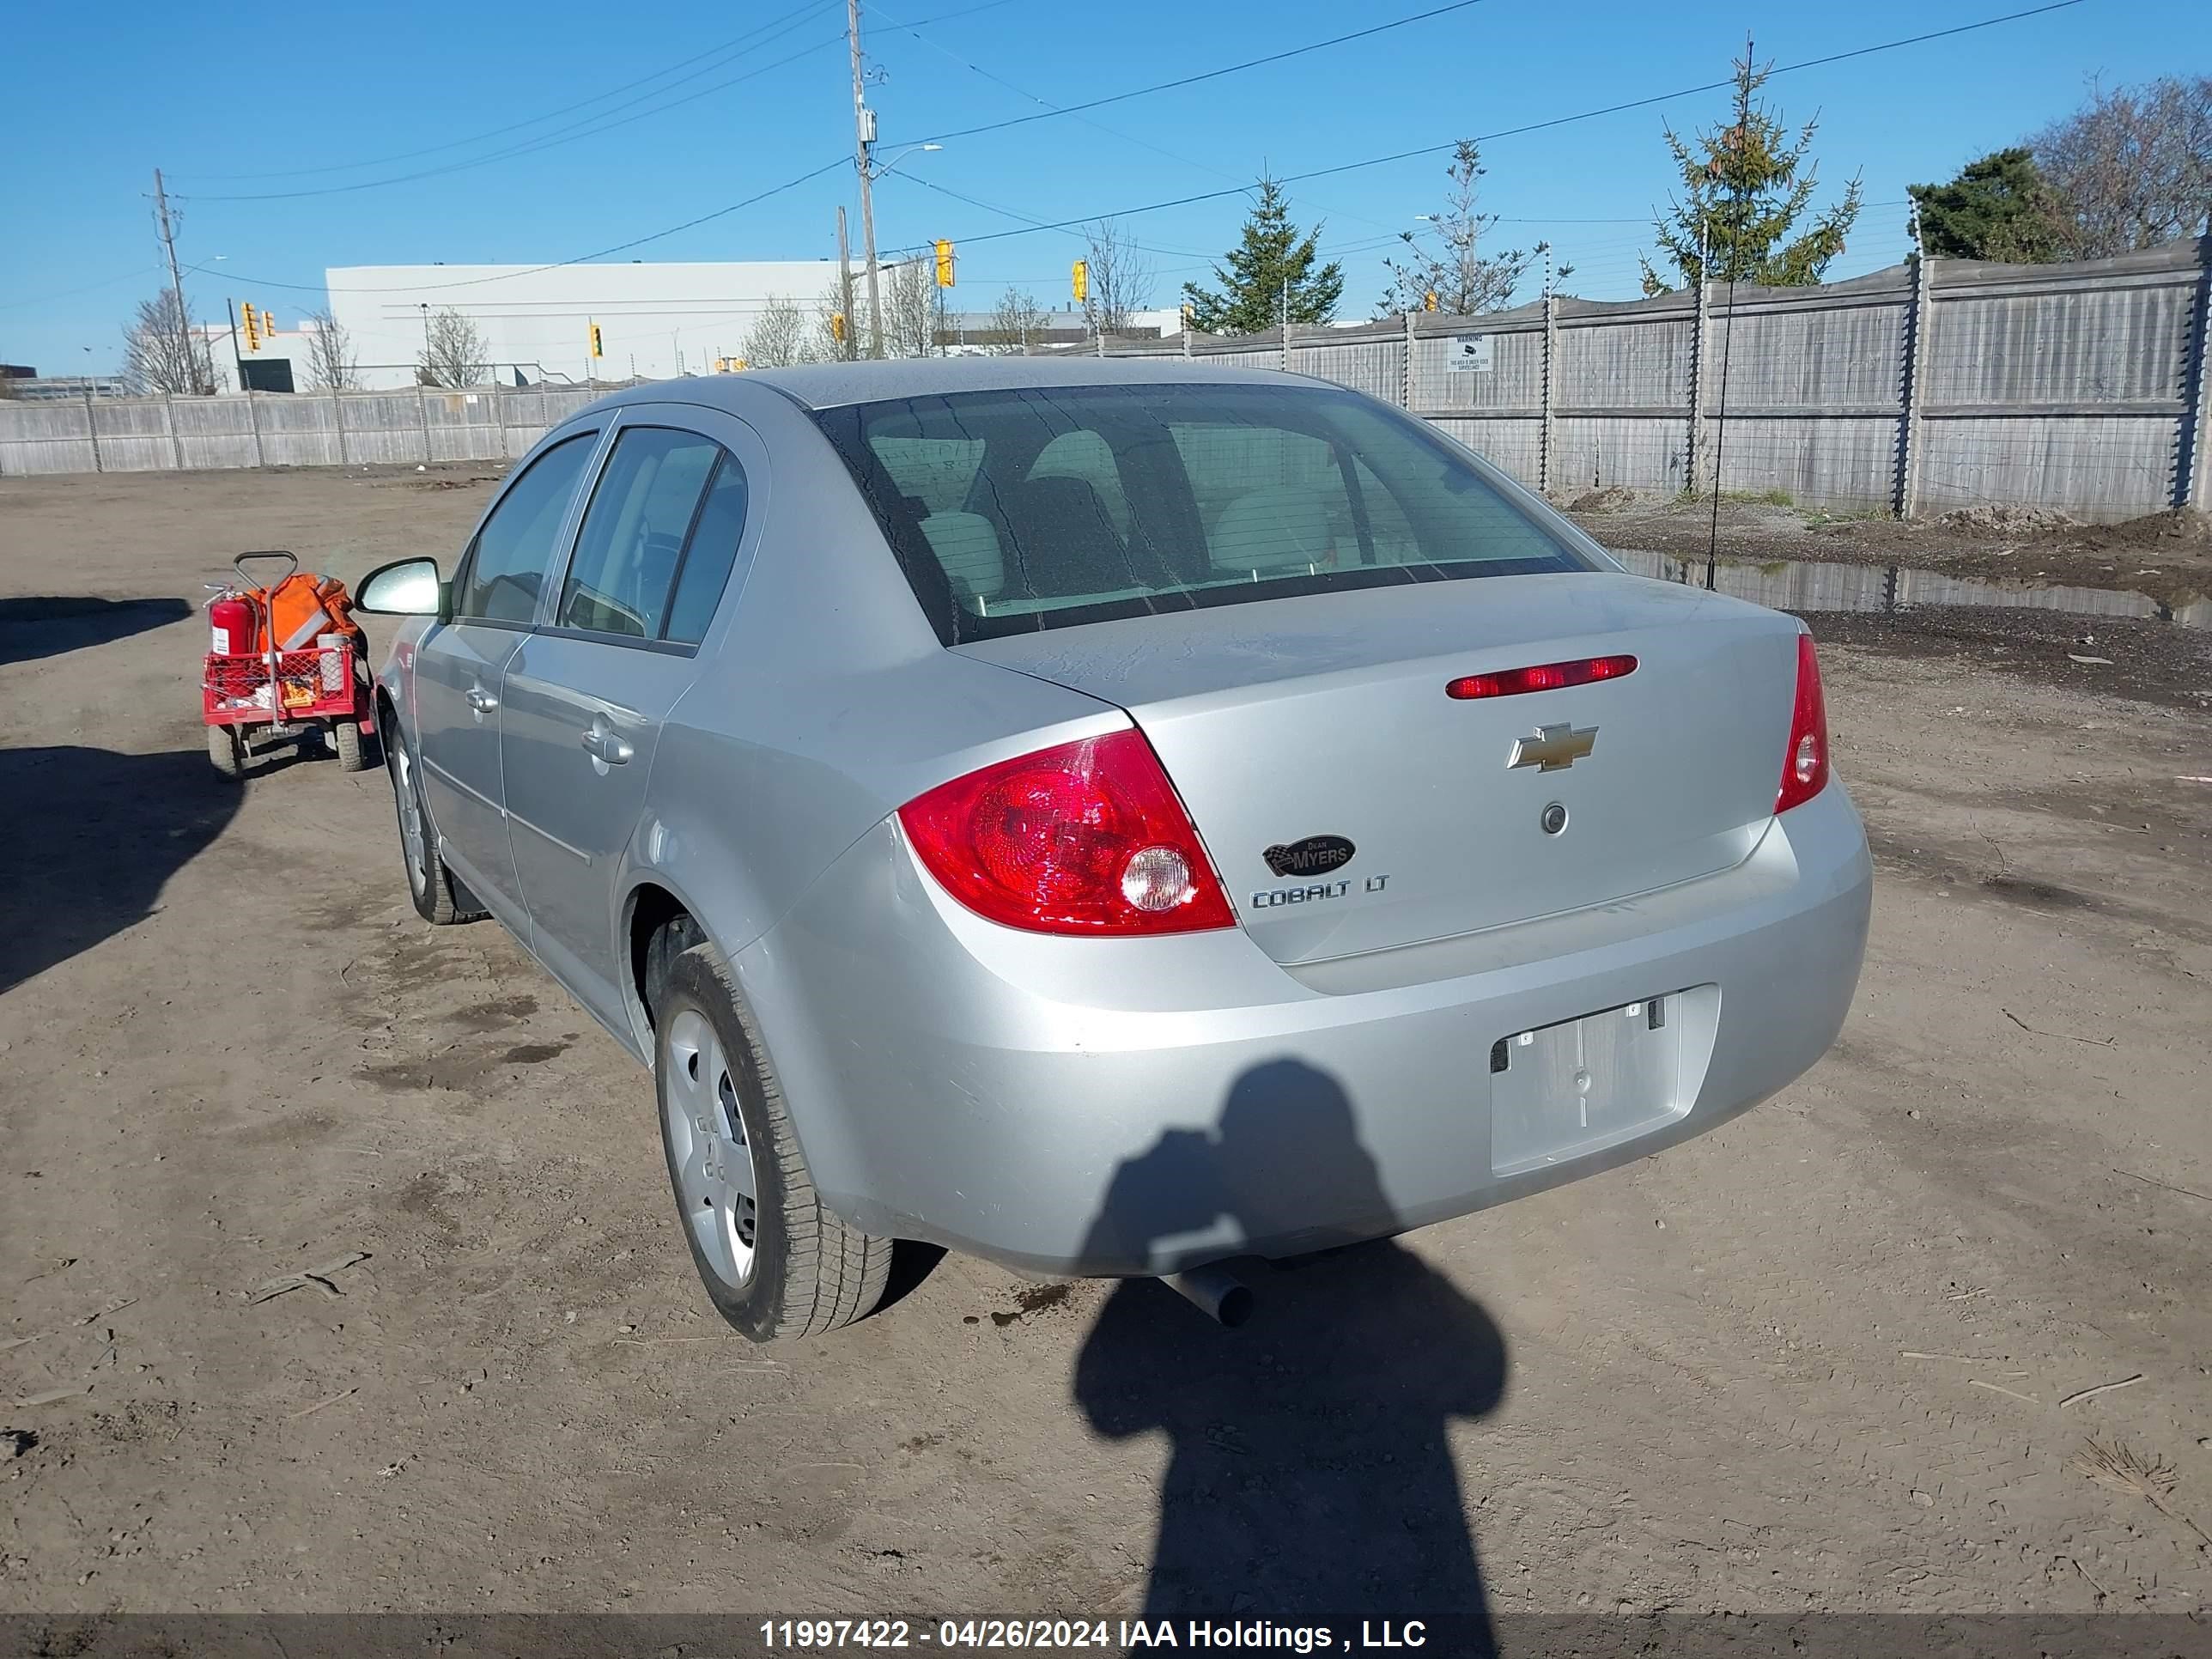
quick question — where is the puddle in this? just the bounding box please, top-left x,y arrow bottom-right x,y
1611,547 -> 2212,630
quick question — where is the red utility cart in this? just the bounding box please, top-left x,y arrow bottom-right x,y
202,550 -> 374,778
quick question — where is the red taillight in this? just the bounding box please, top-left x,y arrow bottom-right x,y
897,729 -> 1236,936
1776,632 -> 1830,813
1446,654 -> 1638,700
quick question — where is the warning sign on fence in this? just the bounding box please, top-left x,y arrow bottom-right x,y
1447,334 -> 1493,373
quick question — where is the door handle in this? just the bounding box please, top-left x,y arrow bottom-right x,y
465,687 -> 499,713
580,726 -> 634,766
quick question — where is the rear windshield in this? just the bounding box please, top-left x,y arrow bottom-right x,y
811,383 -> 1595,644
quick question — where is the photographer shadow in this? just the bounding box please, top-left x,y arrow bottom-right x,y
1072,1060 -> 1509,1648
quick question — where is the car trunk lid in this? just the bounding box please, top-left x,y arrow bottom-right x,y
954,572 -> 1802,964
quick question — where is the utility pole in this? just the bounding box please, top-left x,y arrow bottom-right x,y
836,206 -> 857,362
848,0 -> 883,359
225,297 -> 247,392
152,168 -> 207,394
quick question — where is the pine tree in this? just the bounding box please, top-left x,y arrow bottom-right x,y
1907,149 -> 2065,263
1376,141 -> 1533,317
1639,43 -> 1863,294
1183,178 -> 1344,334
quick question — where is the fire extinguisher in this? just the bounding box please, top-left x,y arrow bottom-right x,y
209,592 -> 257,656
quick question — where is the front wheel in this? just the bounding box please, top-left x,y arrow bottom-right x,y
385,720 -> 485,925
206,722 -> 244,780
654,941 -> 890,1341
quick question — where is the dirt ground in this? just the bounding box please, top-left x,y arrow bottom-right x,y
3,466 -> 2209,1638
1563,492 -> 2212,613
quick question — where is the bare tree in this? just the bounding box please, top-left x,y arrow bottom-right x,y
1081,219 -> 1155,334
418,307 -> 489,387
1376,141 -> 1534,316
983,286 -> 1051,355
881,259 -> 943,359
2033,76 -> 2212,257
742,295 -> 816,368
303,307 -> 361,390
122,289 -> 216,395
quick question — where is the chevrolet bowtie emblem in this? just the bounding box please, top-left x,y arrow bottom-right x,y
1509,722 -> 1597,772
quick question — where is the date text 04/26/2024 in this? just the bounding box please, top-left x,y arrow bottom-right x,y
759,1620 -> 1432,1650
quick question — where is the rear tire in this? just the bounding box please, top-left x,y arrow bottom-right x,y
653,941 -> 890,1342
332,718 -> 368,773
385,718 -> 487,926
206,723 -> 244,780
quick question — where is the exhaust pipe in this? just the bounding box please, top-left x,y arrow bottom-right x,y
1165,1262 -> 1254,1328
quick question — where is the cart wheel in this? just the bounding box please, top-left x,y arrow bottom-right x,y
207,723 -> 245,780
333,718 -> 368,773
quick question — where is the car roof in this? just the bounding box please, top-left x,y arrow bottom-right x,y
593,355 -> 1319,414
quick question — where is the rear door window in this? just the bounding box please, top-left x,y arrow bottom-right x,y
813,384 -> 1589,643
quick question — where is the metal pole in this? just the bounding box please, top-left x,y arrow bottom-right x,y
330,386 -> 347,466
848,0 -> 883,359
1897,220 -> 1935,520
225,297 -> 247,392
2172,233 -> 2210,510
152,169 -> 207,396
1705,260 -> 1741,592
1540,289 -> 1559,498
836,206 -> 857,362
83,382 -> 103,474
244,386 -> 264,468
162,394 -> 184,471
1688,221 -> 1710,499
417,384 -> 434,465
1402,309 -> 1415,408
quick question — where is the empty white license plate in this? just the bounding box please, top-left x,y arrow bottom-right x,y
1488,995 -> 1688,1176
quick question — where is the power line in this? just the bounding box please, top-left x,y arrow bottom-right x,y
890,0 -> 1498,148
179,21 -> 842,203
859,0 -> 1406,240
184,157 -> 850,296
173,0 -> 836,182
0,266 -> 165,312
927,2 -> 2086,251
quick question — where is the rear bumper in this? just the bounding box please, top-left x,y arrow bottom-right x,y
737,781 -> 1872,1276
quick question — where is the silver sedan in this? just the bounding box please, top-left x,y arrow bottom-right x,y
356,359 -> 1871,1341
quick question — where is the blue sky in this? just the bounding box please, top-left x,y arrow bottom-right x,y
3,0 -> 2202,374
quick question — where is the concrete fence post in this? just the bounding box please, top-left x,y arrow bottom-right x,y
330,388 -> 348,466
2175,233 -> 2212,511
1688,277 -> 1710,495
1895,252 -> 1935,520
82,384 -> 103,474
163,395 -> 185,471
244,388 -> 264,468
1540,292 -> 1559,496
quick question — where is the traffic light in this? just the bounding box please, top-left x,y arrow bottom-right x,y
258,306 -> 274,337
1424,290 -> 1439,313
934,240 -> 955,288
1071,259 -> 1088,304
829,312 -> 848,344
241,303 -> 260,351
588,322 -> 604,359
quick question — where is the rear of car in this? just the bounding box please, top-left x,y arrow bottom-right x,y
737,374 -> 1870,1276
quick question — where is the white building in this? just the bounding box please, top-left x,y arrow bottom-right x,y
325,262 -> 842,389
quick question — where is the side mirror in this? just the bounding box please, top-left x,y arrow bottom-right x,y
356,556 -> 442,616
